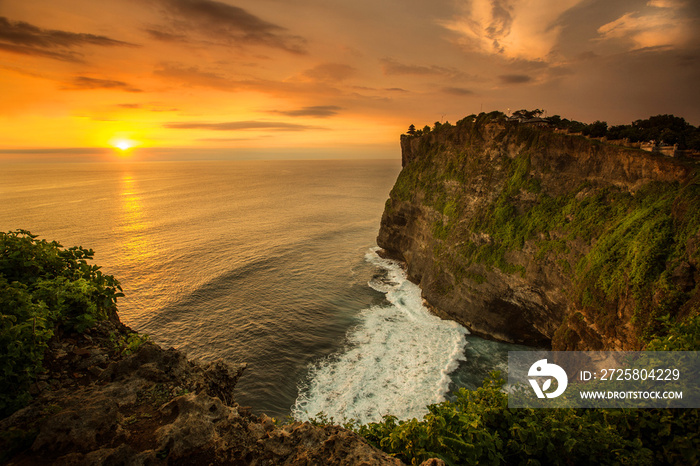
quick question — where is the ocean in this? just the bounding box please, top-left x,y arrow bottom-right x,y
1,159 -> 521,422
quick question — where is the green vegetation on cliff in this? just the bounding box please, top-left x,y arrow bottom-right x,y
2,228 -> 697,465
370,112 -> 700,464
355,366 -> 699,466
383,111 -> 700,349
0,230 -> 124,416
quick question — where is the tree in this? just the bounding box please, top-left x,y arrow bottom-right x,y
583,120 -> 608,138
512,109 -> 544,119
546,115 -> 562,126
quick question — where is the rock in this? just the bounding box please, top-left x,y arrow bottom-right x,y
202,359 -> 247,406
259,422 -> 403,465
155,392 -> 235,459
87,366 -> 103,378
54,444 -> 155,466
1,317 -> 403,465
380,119 -> 695,350
31,394 -> 121,453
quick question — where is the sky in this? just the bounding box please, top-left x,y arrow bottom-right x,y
1,0 -> 699,161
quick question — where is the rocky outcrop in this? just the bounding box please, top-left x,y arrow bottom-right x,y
0,319 -> 402,465
378,114 -> 699,350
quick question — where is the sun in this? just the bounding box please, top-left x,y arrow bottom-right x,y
111,138 -> 136,151
109,138 -> 139,156
114,140 -> 134,151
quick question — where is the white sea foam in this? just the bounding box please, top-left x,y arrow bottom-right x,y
292,248 -> 468,424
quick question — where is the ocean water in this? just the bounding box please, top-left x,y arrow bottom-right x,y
1,158 -> 523,422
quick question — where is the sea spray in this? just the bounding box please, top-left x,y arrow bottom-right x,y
292,248 -> 468,424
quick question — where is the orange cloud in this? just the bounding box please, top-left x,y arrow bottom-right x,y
441,0 -> 584,61
62,76 -> 142,92
597,2 -> 694,50
164,120 -> 325,131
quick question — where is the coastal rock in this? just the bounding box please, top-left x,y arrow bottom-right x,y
155,393 -> 233,459
0,318 -> 402,465
379,116 -> 697,349
258,422 -> 403,465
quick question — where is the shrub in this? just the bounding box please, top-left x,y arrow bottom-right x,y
0,230 -> 123,416
356,371 -> 697,465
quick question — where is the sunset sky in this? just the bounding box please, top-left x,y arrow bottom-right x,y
1,0 -> 699,161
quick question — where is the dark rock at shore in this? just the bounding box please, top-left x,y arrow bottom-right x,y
0,318 -> 402,465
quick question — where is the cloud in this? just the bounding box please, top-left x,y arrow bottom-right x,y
62,76 -> 142,92
441,0 -> 584,61
0,16 -> 136,62
154,63 -> 235,90
499,74 -> 532,84
380,58 -> 468,79
442,87 -> 474,96
270,105 -> 342,118
301,63 -> 356,83
153,0 -> 306,53
597,1 -> 696,50
0,147 -> 109,155
155,62 -> 346,100
165,120 -> 325,131
197,137 -> 256,142
145,28 -> 188,42
115,103 -> 180,112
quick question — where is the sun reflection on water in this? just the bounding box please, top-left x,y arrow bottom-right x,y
119,173 -> 154,262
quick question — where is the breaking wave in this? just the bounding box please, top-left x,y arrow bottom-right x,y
292,248 -> 468,424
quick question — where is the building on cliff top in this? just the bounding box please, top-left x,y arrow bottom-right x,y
506,115 -> 550,127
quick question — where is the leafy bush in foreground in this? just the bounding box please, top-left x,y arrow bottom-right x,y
0,230 -> 123,416
355,371 -> 698,465
354,314 -> 699,466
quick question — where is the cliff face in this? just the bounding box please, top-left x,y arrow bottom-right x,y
378,114 -> 699,350
0,317 -> 401,465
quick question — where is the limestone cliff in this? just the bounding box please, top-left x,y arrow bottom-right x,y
378,112 -> 700,350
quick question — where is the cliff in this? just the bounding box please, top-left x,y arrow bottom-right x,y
0,316 -> 402,465
378,113 -> 700,350
0,231 -> 402,465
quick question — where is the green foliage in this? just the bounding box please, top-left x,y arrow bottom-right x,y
356,372 -> 698,465
645,313 -> 700,351
576,185 -> 675,300
582,120 -> 608,138
548,113 -> 700,150
109,330 -> 150,357
379,115 -> 700,464
511,109 -> 544,119
572,180 -> 700,338
393,114 -> 700,344
0,230 -> 123,416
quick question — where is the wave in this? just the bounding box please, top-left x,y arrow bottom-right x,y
292,248 -> 468,424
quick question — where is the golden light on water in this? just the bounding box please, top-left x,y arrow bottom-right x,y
119,173 -> 153,262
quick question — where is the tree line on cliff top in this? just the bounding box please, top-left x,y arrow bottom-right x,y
407,111 -> 700,151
